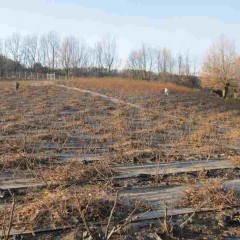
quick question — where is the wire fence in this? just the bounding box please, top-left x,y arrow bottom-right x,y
0,71 -> 67,80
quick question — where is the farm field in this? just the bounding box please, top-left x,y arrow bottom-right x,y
0,78 -> 240,239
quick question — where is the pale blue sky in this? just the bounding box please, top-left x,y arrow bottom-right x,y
1,0 -> 240,62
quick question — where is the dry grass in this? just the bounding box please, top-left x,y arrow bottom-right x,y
180,179 -> 240,210
39,161 -> 114,183
0,187 -> 111,228
0,78 -> 239,239
1,78 -> 239,167
0,186 -> 146,236
59,77 -> 191,99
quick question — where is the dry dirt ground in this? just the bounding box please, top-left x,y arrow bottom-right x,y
0,78 -> 240,240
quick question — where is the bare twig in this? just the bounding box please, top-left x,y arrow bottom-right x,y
75,191 -> 95,240
105,191 -> 119,239
179,201 -> 207,229
106,201 -> 141,240
5,194 -> 15,240
162,201 -> 169,234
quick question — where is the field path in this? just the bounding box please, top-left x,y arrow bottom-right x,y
47,82 -> 144,109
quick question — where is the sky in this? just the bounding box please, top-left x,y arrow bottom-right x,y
1,0 -> 240,65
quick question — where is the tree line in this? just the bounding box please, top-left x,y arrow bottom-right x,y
0,32 -> 198,80
0,32 -> 239,90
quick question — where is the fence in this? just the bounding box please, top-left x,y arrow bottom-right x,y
0,71 -> 67,80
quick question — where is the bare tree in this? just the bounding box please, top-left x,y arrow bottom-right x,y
202,35 -> 237,87
60,36 -> 78,77
40,31 -> 60,70
48,31 -> 60,69
102,35 -> 118,73
177,53 -> 183,75
127,50 -> 139,78
183,51 -> 190,76
94,41 -> 104,76
73,41 -> 90,76
192,55 -> 198,76
22,34 -> 39,69
93,35 -> 119,76
156,48 -> 164,73
5,33 -> 23,70
127,50 -> 137,69
140,43 -> 155,79
39,35 -> 48,68
156,47 -> 174,74
79,46 -> 96,76
85,46 -> 95,74
177,51 -> 198,76
127,43 -> 155,79
169,55 -> 175,74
